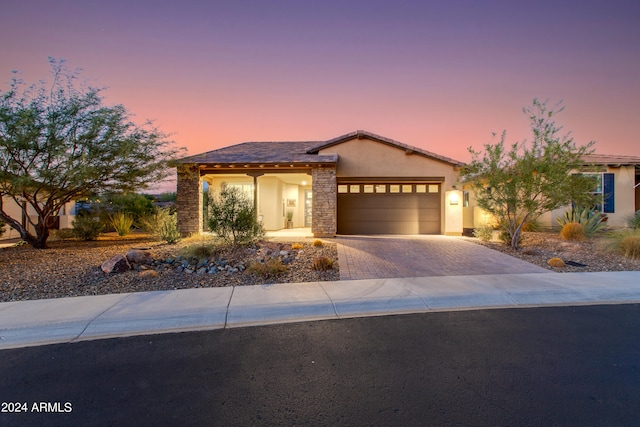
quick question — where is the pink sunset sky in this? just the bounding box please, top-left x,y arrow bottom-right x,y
2,0 -> 639,190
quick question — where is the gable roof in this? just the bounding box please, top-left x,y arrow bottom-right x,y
178,130 -> 464,167
307,130 -> 465,167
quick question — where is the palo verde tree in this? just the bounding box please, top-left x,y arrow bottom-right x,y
0,58 -> 184,248
460,99 -> 597,249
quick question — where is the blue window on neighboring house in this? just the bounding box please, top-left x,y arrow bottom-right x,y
589,173 -> 615,213
602,173 -> 615,213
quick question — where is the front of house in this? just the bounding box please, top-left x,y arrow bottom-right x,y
176,130 -> 640,238
176,130 -> 465,237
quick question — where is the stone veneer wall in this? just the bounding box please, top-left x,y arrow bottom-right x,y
311,165 -> 337,237
176,165 -> 202,236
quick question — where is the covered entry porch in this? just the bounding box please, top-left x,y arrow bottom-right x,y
202,170 -> 313,231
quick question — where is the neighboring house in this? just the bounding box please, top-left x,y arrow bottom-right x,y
0,195 -> 76,241
176,130 -> 465,237
462,154 -> 640,231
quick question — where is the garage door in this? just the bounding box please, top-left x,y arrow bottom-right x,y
337,183 -> 441,234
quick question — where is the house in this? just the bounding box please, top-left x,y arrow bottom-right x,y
176,130 -> 465,237
0,195 -> 76,241
462,154 -> 640,231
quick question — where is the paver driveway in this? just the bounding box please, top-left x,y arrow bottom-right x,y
334,235 -> 549,280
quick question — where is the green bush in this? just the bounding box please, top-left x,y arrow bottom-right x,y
109,212 -> 134,236
627,210 -> 640,230
207,184 -> 264,245
72,214 -> 104,240
608,229 -> 640,260
139,207 -> 171,233
473,224 -> 494,242
159,213 -> 181,244
103,192 -> 157,228
557,206 -> 606,236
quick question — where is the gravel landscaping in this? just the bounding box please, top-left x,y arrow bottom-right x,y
463,231 -> 640,273
2,230 -> 639,303
0,233 -> 339,302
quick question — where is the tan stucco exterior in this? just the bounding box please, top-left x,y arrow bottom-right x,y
318,137 -> 461,234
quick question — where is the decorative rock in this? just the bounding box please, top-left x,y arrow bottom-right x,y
184,268 -> 194,274
547,257 -> 566,268
101,254 -> 131,274
139,270 -> 159,279
279,250 -> 289,256
126,249 -> 153,265
197,267 -> 207,275
197,259 -> 208,269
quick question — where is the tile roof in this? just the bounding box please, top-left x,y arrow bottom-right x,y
179,130 -> 465,167
179,140 -> 337,165
582,154 -> 640,166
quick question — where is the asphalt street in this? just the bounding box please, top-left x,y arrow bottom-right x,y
2,304 -> 640,426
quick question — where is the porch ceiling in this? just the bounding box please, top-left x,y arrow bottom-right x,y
202,172 -> 311,186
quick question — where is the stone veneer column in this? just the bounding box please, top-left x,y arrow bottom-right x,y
176,165 -> 202,236
311,165 -> 337,237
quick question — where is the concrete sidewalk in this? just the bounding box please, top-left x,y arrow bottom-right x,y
1,271 -> 640,350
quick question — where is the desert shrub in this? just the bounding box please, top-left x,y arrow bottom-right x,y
139,207 -> 172,233
313,239 -> 323,247
560,222 -> 585,241
159,213 -> 181,244
248,258 -> 288,279
473,224 -> 493,242
291,243 -> 304,250
0,218 -> 5,237
104,192 -> 156,228
619,234 -> 640,259
72,214 -> 104,240
109,212 -> 134,236
608,229 -> 640,260
208,184 -> 264,245
179,240 -> 219,261
50,228 -> 75,240
557,206 -> 606,236
521,220 -> 540,232
311,257 -> 334,271
627,210 -> 640,230
547,257 -> 566,267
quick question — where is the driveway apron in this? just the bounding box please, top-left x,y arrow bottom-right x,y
334,235 -> 549,280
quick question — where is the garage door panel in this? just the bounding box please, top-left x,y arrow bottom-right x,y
337,185 -> 441,235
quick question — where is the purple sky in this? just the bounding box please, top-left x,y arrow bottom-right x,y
2,0 -> 639,182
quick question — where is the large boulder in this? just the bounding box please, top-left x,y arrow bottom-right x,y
101,254 -> 131,274
126,249 -> 153,265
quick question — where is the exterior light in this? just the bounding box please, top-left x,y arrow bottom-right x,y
449,193 -> 459,205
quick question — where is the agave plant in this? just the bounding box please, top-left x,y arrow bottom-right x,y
556,206 -> 606,236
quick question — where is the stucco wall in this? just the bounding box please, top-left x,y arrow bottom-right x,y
319,137 -> 460,234
318,138 -> 459,181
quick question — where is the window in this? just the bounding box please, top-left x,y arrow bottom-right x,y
463,191 -> 470,208
586,173 -> 615,213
